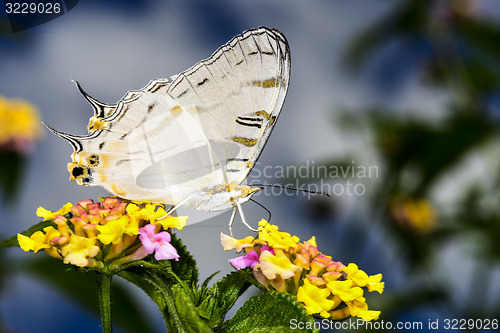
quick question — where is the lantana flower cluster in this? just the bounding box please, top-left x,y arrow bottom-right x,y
0,94 -> 42,154
18,197 -> 186,269
221,220 -> 384,321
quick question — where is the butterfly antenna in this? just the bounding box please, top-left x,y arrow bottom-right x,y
247,199 -> 280,245
250,198 -> 272,223
253,183 -> 330,197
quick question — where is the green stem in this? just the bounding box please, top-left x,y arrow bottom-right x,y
96,272 -> 113,333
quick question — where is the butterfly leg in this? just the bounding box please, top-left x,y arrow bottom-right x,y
236,202 -> 259,233
159,195 -> 194,220
228,207 -> 237,237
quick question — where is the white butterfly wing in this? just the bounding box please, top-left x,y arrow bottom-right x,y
167,27 -> 290,186
48,27 -> 290,206
48,82 -> 225,204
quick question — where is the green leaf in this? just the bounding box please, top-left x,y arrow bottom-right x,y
371,111 -> 495,195
233,267 -> 268,292
196,270 -> 251,328
458,18 -> 500,59
462,60 -> 498,93
23,256 -> 156,333
201,271 -> 220,290
342,0 -> 432,69
169,231 -> 199,286
120,262 -> 212,333
118,262 -> 171,322
171,284 -> 213,333
0,220 -> 56,247
217,292 -> 317,333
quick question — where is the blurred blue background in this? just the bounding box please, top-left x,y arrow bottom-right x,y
2,0 -> 500,332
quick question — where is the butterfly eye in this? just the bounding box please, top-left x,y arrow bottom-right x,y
69,163 -> 93,184
72,166 -> 85,177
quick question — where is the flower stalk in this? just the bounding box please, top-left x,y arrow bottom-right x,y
96,272 -> 113,333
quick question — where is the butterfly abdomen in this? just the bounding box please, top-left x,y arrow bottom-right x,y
191,185 -> 260,211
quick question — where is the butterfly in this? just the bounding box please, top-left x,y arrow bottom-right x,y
45,27 -> 290,233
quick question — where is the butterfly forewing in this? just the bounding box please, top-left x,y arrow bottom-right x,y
166,27 -> 290,185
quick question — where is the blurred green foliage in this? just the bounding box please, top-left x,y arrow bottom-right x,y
335,0 -> 500,328
0,152 -> 25,202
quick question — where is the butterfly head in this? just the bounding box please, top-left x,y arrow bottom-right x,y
228,185 -> 261,210
66,151 -> 105,185
237,185 -> 261,203
68,162 -> 92,184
